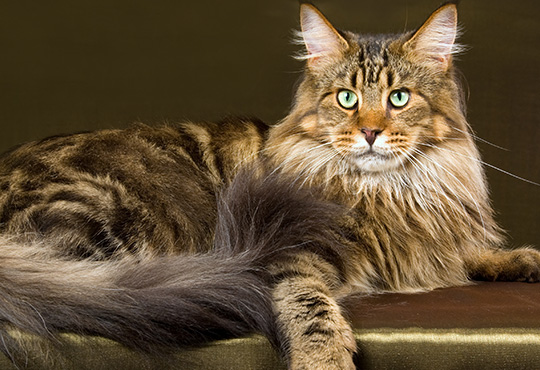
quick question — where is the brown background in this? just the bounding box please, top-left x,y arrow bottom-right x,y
0,0 -> 538,247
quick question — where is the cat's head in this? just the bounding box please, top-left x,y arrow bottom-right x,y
274,3 -> 471,177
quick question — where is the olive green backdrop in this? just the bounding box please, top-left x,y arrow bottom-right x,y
0,0 -> 538,247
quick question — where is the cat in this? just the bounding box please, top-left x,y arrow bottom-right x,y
0,2 -> 538,369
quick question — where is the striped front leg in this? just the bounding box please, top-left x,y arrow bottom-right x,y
271,253 -> 356,370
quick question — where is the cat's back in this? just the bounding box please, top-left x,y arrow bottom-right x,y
0,118 -> 268,259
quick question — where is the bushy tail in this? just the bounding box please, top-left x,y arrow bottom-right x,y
0,243 -> 274,349
0,169 -> 346,363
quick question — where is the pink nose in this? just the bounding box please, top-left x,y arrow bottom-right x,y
361,128 -> 382,146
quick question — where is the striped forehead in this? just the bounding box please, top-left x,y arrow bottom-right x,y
353,38 -> 393,88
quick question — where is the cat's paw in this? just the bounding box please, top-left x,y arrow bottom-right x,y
290,347 -> 356,370
469,248 -> 540,283
288,324 -> 356,370
499,248 -> 540,282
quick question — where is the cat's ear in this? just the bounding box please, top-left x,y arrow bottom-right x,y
298,3 -> 348,67
404,3 -> 459,71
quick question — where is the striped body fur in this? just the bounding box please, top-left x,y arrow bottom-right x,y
0,3 -> 538,369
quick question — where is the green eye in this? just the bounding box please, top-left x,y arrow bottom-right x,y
389,89 -> 410,108
337,90 -> 358,109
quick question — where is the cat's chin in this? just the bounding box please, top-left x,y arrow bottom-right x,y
350,153 -> 402,174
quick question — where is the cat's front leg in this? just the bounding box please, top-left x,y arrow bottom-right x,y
466,247 -> 540,282
270,254 -> 356,370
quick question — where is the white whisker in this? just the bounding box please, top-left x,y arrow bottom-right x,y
420,142 -> 539,186
450,126 -> 509,151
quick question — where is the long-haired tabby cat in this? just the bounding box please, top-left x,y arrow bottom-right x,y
0,2 -> 538,369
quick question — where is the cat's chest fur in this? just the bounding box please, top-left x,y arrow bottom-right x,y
297,164 -> 496,293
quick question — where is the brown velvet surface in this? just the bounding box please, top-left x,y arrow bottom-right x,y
343,282 -> 540,329
345,282 -> 540,369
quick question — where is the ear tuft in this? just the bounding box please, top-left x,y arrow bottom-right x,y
296,4 -> 348,65
405,4 -> 462,70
